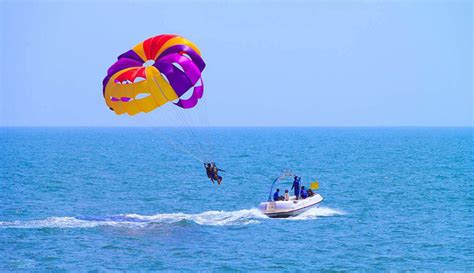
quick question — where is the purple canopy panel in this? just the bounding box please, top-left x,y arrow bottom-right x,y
159,54 -> 201,84
110,97 -> 131,102
154,54 -> 201,96
174,80 -> 204,109
157,45 -> 206,72
154,61 -> 191,95
118,50 -> 144,63
107,58 -> 143,77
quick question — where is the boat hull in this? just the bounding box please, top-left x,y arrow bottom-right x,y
258,194 -> 323,218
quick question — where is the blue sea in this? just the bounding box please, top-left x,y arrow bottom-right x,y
1,127 -> 472,271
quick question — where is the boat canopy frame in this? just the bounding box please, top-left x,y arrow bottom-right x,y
267,170 -> 297,202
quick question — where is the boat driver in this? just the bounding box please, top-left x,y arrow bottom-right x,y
291,176 -> 301,200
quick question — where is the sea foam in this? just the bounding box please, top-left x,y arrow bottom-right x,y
0,207 -> 343,229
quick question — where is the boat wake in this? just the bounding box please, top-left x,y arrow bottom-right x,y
0,207 -> 343,229
288,206 -> 345,220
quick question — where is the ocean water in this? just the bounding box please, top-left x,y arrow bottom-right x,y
0,127 -> 472,271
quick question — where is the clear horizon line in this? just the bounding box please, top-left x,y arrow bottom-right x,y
1,125 -> 473,128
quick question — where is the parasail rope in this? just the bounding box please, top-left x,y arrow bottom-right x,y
151,76 -> 210,163
138,116 -> 205,163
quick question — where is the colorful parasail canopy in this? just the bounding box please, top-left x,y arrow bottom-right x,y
102,34 -> 206,115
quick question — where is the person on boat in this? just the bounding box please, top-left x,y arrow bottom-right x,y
273,189 -> 281,201
307,188 -> 315,197
204,163 -> 215,183
284,189 -> 290,201
291,176 -> 301,199
211,162 -> 225,185
300,186 -> 308,199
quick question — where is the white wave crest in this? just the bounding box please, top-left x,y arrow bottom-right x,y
0,209 -> 266,229
0,207 -> 343,229
123,208 -> 267,226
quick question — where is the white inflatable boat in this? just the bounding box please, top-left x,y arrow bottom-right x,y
258,172 -> 324,218
259,194 -> 323,218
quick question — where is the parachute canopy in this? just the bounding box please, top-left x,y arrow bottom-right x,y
103,34 -> 206,115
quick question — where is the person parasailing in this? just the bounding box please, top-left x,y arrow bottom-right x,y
204,163 -> 215,184
203,162 -> 224,185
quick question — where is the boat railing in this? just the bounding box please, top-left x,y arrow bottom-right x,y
267,170 -> 297,202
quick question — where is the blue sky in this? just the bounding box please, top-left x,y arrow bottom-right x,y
0,0 -> 472,126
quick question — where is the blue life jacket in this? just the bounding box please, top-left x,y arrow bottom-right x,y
300,189 -> 308,199
273,191 -> 280,201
